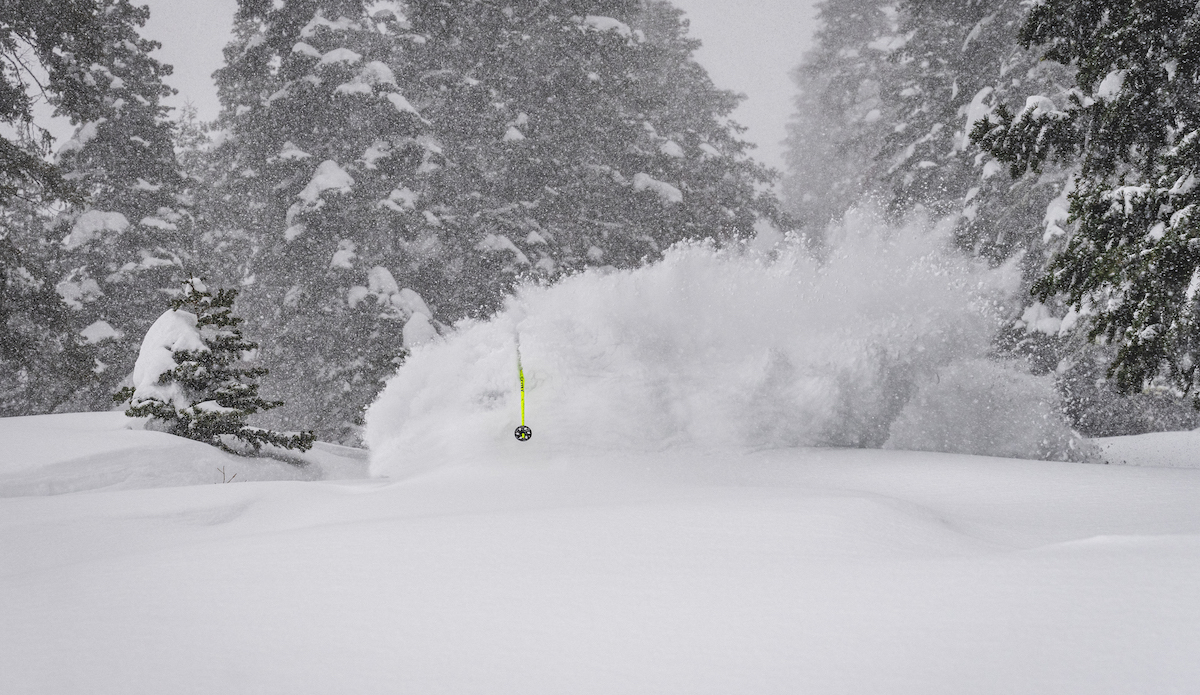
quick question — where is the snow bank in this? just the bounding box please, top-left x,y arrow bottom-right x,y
0,412 -> 368,496
366,211 -> 1085,478
1097,428 -> 1200,468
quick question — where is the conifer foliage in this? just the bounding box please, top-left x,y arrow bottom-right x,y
971,0 -> 1200,399
1,237 -> 96,415
784,0 -> 898,236
48,0 -> 193,409
1,0 -> 193,413
115,278 -> 314,454
785,0 -> 1074,266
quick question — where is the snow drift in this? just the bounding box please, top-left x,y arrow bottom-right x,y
367,211 -> 1086,477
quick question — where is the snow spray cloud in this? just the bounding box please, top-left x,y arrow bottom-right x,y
366,210 -> 1088,477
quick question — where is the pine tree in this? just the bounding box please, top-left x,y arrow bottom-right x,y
408,0 -> 784,312
1,0 -> 110,205
972,0 -> 1200,401
115,277 -> 314,454
206,0 -> 436,440
1,0 -> 185,414
0,235 -> 97,415
785,0 -> 1075,265
783,0 -> 900,238
46,0 -> 194,410
884,0 -> 1075,269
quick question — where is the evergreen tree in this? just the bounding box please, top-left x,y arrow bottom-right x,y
47,0 -> 193,410
0,235 -> 96,415
783,0 -> 900,238
1,0 -> 185,414
408,0 -> 783,312
784,0 -> 1075,266
883,0 -> 1074,269
115,277 -> 314,454
972,0 -> 1200,401
1,0 -> 109,205
785,0 -> 1200,434
206,0 -> 436,440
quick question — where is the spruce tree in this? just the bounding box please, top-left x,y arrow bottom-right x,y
1,0 -> 185,414
115,277 -> 314,454
47,0 -> 193,410
408,0 -> 784,310
206,0 -> 435,440
971,0 -> 1200,402
783,0 -> 900,239
785,0 -> 1075,260
0,236 -> 97,415
1,0 -> 110,204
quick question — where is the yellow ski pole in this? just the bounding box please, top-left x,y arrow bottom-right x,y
514,336 -> 532,442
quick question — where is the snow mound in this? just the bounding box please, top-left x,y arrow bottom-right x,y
366,211 -> 1086,478
1097,428 -> 1200,468
0,412 -> 368,496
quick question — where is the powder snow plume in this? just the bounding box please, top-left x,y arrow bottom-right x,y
366,210 -> 1088,477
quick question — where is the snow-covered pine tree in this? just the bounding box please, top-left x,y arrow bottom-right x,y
865,0 -> 1091,399
878,0 -> 1074,271
783,0 -> 900,240
972,0 -> 1200,402
1,0 -> 108,205
0,0 -> 186,414
785,0 -> 1074,267
206,0 -> 436,440
408,0 -> 784,315
784,0 -> 1195,433
115,277 -> 314,454
0,235 -> 96,415
46,0 -> 194,410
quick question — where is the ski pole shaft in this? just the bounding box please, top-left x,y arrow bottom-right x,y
514,336 -> 532,441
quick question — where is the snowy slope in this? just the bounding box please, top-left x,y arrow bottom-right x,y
1,437 -> 1199,694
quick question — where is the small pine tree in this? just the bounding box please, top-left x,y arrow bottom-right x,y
115,277 -> 314,455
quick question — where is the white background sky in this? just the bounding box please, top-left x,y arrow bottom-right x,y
140,0 -> 820,171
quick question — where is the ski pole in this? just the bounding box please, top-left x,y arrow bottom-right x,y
514,335 -> 532,442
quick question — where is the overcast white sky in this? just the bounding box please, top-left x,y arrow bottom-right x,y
141,0 -> 819,171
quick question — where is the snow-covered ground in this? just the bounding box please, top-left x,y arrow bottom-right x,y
5,223 -> 1199,693
0,412 -> 367,497
1,411 -> 1199,694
